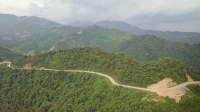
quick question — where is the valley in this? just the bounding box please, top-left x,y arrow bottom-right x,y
0,13 -> 200,112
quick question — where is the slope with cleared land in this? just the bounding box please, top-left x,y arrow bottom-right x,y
12,47 -> 200,87
2,61 -> 200,103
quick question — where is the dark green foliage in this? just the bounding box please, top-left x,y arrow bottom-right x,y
0,20 -> 199,71
34,25 -> 134,53
12,47 -> 200,87
0,66 -> 200,111
95,20 -> 200,44
118,35 -> 200,70
0,57 -> 3,62
187,84 -> 200,96
145,30 -> 200,44
0,45 -> 23,60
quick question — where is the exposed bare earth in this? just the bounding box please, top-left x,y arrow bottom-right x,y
186,74 -> 194,82
23,63 -> 32,69
76,31 -> 83,34
146,75 -> 194,103
147,78 -> 177,89
1,61 -> 200,103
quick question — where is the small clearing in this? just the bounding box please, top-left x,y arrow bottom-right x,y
23,63 -> 32,69
147,78 -> 177,89
156,88 -> 185,103
76,31 -> 83,34
186,74 -> 194,82
147,78 -> 182,103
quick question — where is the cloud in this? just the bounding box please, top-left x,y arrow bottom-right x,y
0,0 -> 199,32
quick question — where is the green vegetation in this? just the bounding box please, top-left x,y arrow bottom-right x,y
145,30 -> 200,44
0,20 -> 199,70
12,47 -> 200,87
187,84 -> 200,96
117,35 -> 200,70
95,20 -> 200,44
178,84 -> 200,112
1,65 -> 200,111
0,45 -> 23,60
0,14 -> 62,35
0,57 -> 3,62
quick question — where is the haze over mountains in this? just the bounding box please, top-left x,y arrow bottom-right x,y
0,13 -> 200,111
70,20 -> 200,44
0,14 -> 200,70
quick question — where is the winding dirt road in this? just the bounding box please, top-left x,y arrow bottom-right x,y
1,61 -> 200,92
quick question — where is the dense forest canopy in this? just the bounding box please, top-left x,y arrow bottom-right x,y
0,45 -> 23,60
12,47 -> 200,87
117,35 -> 200,70
0,65 -> 200,112
0,57 -> 3,62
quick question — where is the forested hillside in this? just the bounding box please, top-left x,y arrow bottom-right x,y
0,14 -> 62,35
145,30 -> 200,44
118,35 -> 200,70
0,26 -> 82,54
1,65 -> 200,111
1,24 -> 199,70
12,47 -> 200,87
1,25 -> 133,54
0,57 -> 3,62
0,45 -> 23,60
95,20 -> 200,44
43,25 -> 134,51
0,15 -> 199,70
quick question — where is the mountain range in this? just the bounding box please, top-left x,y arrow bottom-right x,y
0,13 -> 199,70
1,13 -> 200,111
69,20 -> 200,44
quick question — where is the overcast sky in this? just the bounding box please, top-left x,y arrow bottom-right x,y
0,0 -> 200,32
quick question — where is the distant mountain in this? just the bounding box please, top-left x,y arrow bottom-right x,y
95,20 -> 146,35
0,44 -> 23,60
0,14 -> 62,35
0,14 -> 63,53
69,20 -> 94,27
0,25 -> 82,55
1,24 -> 199,70
95,20 -> 200,44
117,35 -> 200,70
145,30 -> 200,44
41,25 -> 133,52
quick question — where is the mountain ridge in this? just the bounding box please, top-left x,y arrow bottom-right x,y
12,47 -> 200,87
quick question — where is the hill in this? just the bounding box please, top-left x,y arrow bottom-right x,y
2,25 -> 133,54
95,20 -> 146,35
69,20 -> 94,27
0,14 -> 62,49
12,47 -> 200,87
0,14 -> 62,35
41,25 -> 134,51
2,66 -> 200,111
117,35 -> 200,70
1,23 -> 199,70
4,26 -> 82,54
95,20 -> 200,44
145,30 -> 200,44
0,45 -> 23,60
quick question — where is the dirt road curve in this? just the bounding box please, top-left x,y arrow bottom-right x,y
1,61 -> 200,92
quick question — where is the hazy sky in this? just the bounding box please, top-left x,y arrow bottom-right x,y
0,0 -> 200,32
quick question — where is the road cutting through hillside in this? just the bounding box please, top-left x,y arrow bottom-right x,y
1,61 -> 200,93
